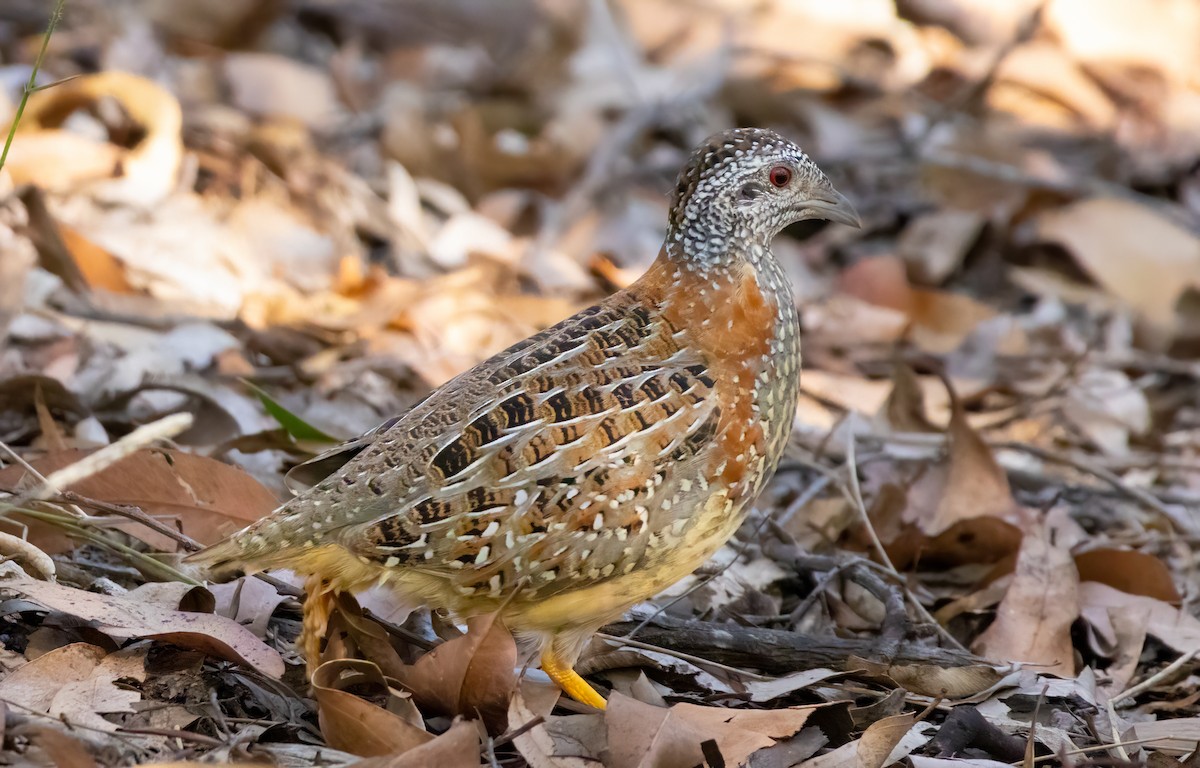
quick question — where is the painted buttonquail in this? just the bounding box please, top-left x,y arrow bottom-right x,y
189,128 -> 860,709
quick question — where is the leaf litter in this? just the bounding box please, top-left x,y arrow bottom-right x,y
2,0 -> 1200,765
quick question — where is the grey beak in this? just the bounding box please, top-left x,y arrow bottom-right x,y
805,189 -> 862,228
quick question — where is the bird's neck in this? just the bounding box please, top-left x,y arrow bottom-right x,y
664,205 -> 775,270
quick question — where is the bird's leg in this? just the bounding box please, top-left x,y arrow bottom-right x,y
301,575 -> 336,674
540,647 -> 607,710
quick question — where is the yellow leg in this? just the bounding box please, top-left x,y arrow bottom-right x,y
541,648 -> 607,710
301,577 -> 335,674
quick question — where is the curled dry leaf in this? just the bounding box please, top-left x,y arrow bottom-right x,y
348,718 -> 483,768
390,612 -> 517,734
0,578 -> 284,678
972,516 -> 1078,676
876,385 -> 1022,570
311,659 -> 433,758
0,531 -> 55,581
1073,548 -> 1180,604
921,399 -> 1017,536
0,448 -> 280,552
8,71 -> 183,206
849,658 -> 1006,699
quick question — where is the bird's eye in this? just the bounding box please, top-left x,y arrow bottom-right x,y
769,165 -> 792,188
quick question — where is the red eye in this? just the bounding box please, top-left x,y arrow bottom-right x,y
769,165 -> 792,188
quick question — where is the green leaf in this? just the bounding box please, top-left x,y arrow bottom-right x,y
242,379 -> 338,444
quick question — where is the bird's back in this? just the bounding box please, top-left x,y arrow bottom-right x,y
191,244 -> 800,623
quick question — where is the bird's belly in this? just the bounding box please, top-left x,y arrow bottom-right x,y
507,488 -> 744,633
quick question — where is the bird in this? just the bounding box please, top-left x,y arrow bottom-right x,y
188,127 -> 860,710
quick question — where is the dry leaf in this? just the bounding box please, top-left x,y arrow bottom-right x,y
851,658 -> 1006,698
897,209 -> 984,285
312,659 -> 433,758
11,725 -> 99,768
9,71 -> 183,206
973,515 -> 1078,676
1061,368 -> 1150,455
1079,581 -> 1200,655
1033,197 -> 1200,342
605,692 -> 819,768
914,396 -> 1018,536
0,448 -> 280,551
0,643 -> 107,713
856,714 -> 918,768
1,578 -> 284,678
802,718 -> 933,768
390,612 -> 517,733
1074,548 -> 1179,604
348,718 -> 483,768
509,680 -> 598,768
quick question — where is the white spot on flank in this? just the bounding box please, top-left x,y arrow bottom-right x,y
385,556 -> 400,567
475,546 -> 490,564
482,521 -> 500,537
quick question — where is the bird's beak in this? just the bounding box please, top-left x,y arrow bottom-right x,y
804,189 -> 862,228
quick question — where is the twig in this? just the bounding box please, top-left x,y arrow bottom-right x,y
0,440 -> 87,519
845,427 -> 894,572
7,412 -> 194,507
489,716 -> 545,750
1019,735 -> 1180,765
841,423 -> 968,652
594,632 -> 770,681
1109,646 -> 1200,706
58,491 -> 202,551
600,615 -> 980,674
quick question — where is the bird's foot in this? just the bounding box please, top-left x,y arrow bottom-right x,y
540,648 -> 607,710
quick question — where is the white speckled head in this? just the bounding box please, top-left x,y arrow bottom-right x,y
666,128 -> 860,266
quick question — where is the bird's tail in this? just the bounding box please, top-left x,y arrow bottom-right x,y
184,535 -> 262,582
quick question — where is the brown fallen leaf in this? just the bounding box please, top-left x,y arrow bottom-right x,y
0,448 -> 280,552
1078,581 -> 1200,655
605,692 -> 819,768
850,657 -> 1006,699
312,659 -> 432,758
10,725 -> 99,768
0,643 -> 108,713
1074,548 -> 1180,604
921,393 -> 1018,536
973,514 -> 1078,676
509,679 -> 601,768
8,71 -> 183,206
391,612 -> 517,734
348,718 -> 483,768
802,715 -> 932,768
855,714 -> 918,768
1,578 -> 284,678
870,380 -> 1023,570
1033,196 -> 1200,344
320,593 -> 409,679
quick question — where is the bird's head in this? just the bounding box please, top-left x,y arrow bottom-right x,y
666,128 -> 860,264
